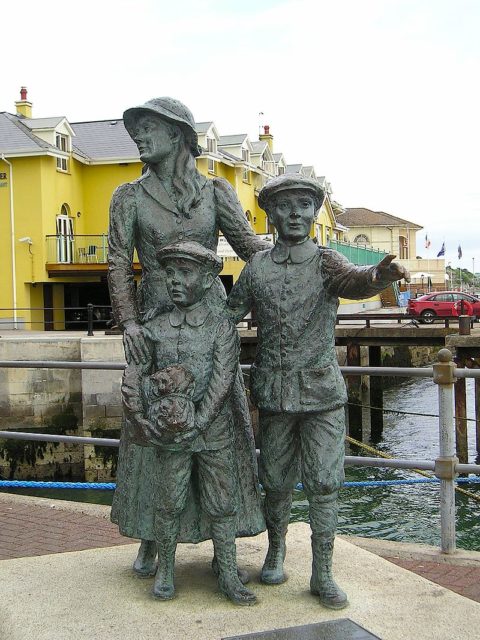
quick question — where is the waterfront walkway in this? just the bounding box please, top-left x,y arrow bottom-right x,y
1,491 -> 479,604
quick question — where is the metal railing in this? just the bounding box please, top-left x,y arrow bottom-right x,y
46,234 -> 109,264
0,351 -> 479,554
45,235 -> 140,265
0,304 -> 114,333
328,239 -> 388,266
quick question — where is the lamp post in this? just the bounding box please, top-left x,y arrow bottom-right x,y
473,257 -> 476,294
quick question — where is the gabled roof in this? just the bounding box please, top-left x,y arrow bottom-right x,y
22,117 -> 65,130
338,207 -> 422,229
71,120 -> 139,162
0,112 -> 55,154
195,121 -> 213,134
285,163 -> 303,174
251,140 -> 268,155
302,166 -> 315,178
273,152 -> 286,163
218,134 -> 248,146
218,148 -> 241,163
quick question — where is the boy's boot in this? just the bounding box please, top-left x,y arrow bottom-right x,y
211,517 -> 257,606
211,555 -> 250,585
309,494 -> 348,610
133,539 -> 157,577
152,517 -> 179,600
260,491 -> 292,585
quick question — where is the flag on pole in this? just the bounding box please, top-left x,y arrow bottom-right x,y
458,245 -> 462,260
437,242 -> 445,257
424,234 -> 431,249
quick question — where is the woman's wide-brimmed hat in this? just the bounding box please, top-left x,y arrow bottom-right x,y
123,97 -> 202,157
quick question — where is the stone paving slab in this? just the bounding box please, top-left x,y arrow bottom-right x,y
1,491 -> 479,605
1,523 -> 479,640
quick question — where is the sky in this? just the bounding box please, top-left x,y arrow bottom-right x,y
2,0 -> 479,272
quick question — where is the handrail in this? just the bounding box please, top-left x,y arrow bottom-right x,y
0,354 -> 478,554
1,429 -> 479,476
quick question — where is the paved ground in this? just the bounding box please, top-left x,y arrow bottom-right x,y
1,492 -> 479,605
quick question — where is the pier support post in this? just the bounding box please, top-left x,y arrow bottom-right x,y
368,345 -> 383,442
475,378 -> 480,456
454,352 -> 468,464
346,342 -> 362,440
433,348 -> 458,554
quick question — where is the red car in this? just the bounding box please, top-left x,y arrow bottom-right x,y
408,291 -> 480,323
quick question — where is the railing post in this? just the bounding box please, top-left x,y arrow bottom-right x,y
87,303 -> 94,337
433,348 -> 458,554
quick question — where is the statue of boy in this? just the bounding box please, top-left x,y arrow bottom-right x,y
122,241 -> 260,606
227,174 -> 410,609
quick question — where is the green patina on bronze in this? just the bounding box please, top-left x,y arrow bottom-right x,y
107,97 -> 267,605
227,173 -> 410,610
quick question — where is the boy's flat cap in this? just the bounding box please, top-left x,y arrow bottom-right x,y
258,174 -> 325,211
157,241 -> 223,275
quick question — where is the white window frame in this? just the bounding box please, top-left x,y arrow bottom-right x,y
55,133 -> 69,172
242,148 -> 250,182
56,214 -> 74,263
207,137 -> 217,155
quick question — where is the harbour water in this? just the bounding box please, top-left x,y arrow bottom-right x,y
298,376 -> 480,551
2,376 -> 480,550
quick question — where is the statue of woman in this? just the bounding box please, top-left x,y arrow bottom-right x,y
108,97 -> 267,578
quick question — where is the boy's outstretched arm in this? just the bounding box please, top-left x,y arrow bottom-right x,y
322,249 -> 410,300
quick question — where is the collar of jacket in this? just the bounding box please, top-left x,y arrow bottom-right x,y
139,167 -> 179,215
169,303 -> 210,327
271,238 -> 318,264
139,167 -> 209,216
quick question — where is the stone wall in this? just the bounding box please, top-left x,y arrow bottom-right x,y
0,334 -> 440,481
0,334 -> 124,480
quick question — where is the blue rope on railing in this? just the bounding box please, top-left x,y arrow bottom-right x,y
0,480 -> 116,490
1,477 -> 480,491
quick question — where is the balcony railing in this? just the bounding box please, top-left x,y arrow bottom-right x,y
329,239 -> 388,266
46,235 -> 140,266
45,235 -> 387,267
46,234 -> 109,264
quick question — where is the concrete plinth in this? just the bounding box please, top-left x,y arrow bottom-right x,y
0,523 -> 478,640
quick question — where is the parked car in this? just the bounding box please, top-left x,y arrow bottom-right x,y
408,291 -> 480,323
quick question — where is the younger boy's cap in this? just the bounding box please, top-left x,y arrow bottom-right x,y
157,241 -> 223,275
258,174 -> 325,211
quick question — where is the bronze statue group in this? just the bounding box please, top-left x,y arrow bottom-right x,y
108,97 -> 409,607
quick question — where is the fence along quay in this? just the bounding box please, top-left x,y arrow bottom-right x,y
0,349 -> 479,554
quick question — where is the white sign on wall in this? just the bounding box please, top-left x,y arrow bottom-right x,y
217,234 -> 274,258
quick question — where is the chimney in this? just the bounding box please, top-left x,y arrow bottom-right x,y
259,124 -> 274,152
15,86 -> 33,118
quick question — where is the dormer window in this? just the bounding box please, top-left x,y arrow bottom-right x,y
207,137 -> 217,154
242,148 -> 250,182
207,137 -> 217,173
56,133 -> 69,172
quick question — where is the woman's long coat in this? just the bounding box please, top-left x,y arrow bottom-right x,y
108,168 -> 267,542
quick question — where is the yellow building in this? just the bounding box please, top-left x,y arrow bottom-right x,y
0,89 -> 350,331
337,208 -> 446,288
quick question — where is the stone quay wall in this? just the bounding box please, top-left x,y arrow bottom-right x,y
0,334 -> 438,481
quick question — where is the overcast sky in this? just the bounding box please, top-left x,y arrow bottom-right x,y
2,0 -> 479,272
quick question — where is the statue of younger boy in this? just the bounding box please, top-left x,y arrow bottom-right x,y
227,174 -> 410,610
121,241 -> 263,606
